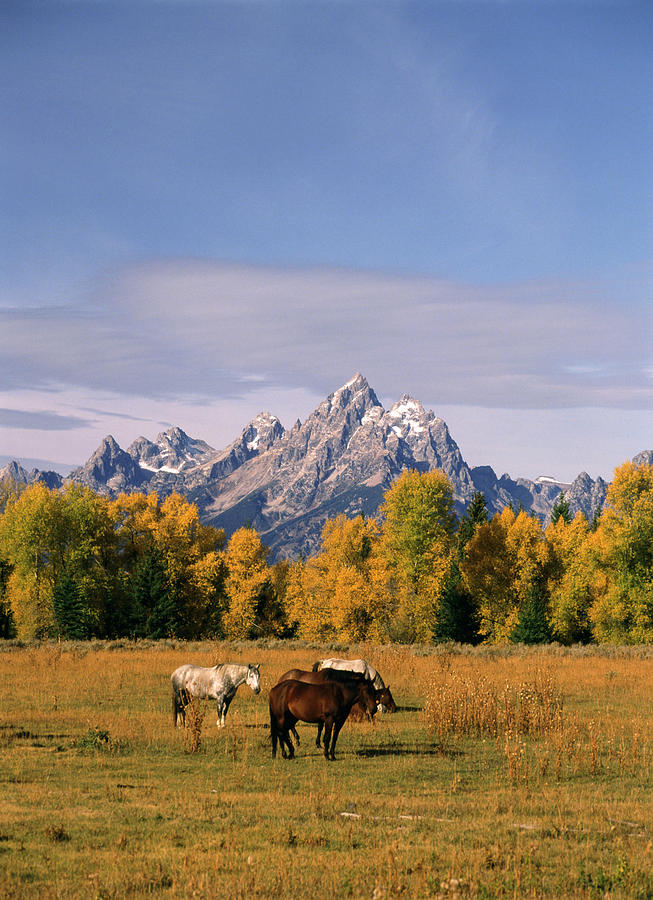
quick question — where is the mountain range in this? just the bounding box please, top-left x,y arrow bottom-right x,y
2,373 -> 648,560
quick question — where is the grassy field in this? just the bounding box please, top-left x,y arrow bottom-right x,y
0,640 -> 651,899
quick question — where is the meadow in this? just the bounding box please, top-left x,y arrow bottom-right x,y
0,641 -> 651,899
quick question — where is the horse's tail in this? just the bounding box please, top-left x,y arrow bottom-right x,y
312,660 -> 321,672
172,690 -> 179,727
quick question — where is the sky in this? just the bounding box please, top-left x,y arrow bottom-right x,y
1,0 -> 652,483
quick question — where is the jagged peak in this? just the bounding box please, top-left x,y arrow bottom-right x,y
389,395 -> 425,416
250,411 -> 281,427
330,373 -> 378,405
0,460 -> 29,481
94,435 -> 124,455
335,372 -> 367,393
156,426 -> 191,446
570,471 -> 593,486
240,411 -> 285,452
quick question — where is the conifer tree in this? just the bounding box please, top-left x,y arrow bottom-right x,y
511,582 -> 553,644
0,557 -> 16,638
457,491 -> 488,551
550,492 -> 572,526
433,559 -> 480,644
130,546 -> 177,639
52,570 -> 88,639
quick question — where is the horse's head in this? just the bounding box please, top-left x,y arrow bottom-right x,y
247,663 -> 261,694
357,680 -> 378,719
375,686 -> 397,713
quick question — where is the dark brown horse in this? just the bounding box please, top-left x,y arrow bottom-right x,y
276,668 -> 396,739
349,685 -> 397,720
276,668 -> 375,747
269,678 -> 378,761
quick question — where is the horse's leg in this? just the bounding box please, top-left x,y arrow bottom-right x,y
316,723 -> 323,747
329,717 -> 346,761
270,712 -> 279,758
179,689 -> 189,726
221,695 -> 233,728
322,719 -> 333,760
291,726 -> 300,746
285,715 -> 297,759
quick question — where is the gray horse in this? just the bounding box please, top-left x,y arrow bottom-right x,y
171,662 -> 261,728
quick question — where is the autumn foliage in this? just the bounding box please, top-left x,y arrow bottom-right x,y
1,459 -> 653,643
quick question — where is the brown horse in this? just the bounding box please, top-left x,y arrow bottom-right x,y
277,668 -> 396,739
349,685 -> 397,720
276,668 -> 375,747
269,678 -> 378,761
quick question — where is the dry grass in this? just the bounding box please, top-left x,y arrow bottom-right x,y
0,640 -> 651,898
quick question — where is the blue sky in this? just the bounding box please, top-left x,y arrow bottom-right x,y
1,1 -> 651,482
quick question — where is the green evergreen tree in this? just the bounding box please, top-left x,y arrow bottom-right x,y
431,491 -> 487,644
52,571 -> 88,639
511,582 -> 552,644
590,505 -> 602,532
0,557 -> 16,638
130,547 -> 178,639
457,491 -> 488,552
101,576 -> 132,639
433,560 -> 480,644
550,492 -> 572,526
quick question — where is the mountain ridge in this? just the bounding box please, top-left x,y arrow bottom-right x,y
1,373 -> 637,560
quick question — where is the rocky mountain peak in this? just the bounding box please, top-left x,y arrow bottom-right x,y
95,435 -> 122,458
330,372 -> 378,406
0,460 -> 29,483
387,395 -> 430,438
244,413 -> 284,452
129,427 -> 216,475
0,460 -> 63,490
71,435 -> 144,493
296,374 -> 382,455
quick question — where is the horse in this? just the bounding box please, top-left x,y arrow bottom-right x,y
276,667 -> 376,746
312,657 -> 386,690
349,685 -> 397,719
171,662 -> 260,728
269,677 -> 378,761
312,657 -> 396,712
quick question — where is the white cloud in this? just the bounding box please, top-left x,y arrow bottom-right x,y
4,259 -> 648,406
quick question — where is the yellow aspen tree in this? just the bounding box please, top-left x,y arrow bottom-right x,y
461,508 -> 516,642
223,527 -> 270,640
588,461 -> 653,643
546,512 -> 594,643
379,469 -> 456,641
188,550 -> 228,637
284,555 -> 335,639
0,483 -> 66,638
331,565 -> 374,641
506,510 -> 552,601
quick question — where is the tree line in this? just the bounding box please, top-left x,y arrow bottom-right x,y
1,459 -> 652,644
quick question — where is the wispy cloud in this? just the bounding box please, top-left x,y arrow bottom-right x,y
0,408 -> 92,431
1,261 -> 650,412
